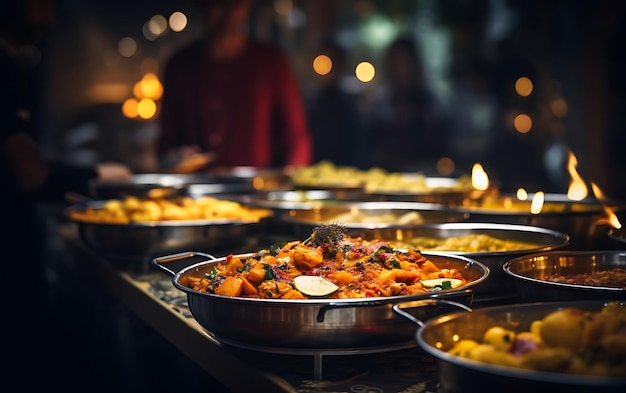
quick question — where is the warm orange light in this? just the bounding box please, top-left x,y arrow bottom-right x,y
313,55 -> 332,76
139,73 -> 163,100
471,163 -> 489,191
515,77 -> 533,97
591,182 -> 622,229
121,98 -> 138,118
137,98 -> 157,119
530,191 -> 545,214
516,188 -> 528,200
566,151 -> 588,200
514,114 -> 532,133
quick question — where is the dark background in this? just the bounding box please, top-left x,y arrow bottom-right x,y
33,0 -> 626,199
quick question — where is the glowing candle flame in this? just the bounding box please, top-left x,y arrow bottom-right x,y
471,163 -> 489,191
566,151 -> 588,200
530,191 -> 545,214
591,182 -> 622,229
516,188 -> 528,200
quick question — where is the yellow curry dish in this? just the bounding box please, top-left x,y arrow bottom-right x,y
69,195 -> 272,224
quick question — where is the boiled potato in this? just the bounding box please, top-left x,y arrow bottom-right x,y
539,308 -> 587,351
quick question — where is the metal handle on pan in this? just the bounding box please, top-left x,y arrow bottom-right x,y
392,296 -> 473,328
152,251 -> 217,276
316,288 -> 473,323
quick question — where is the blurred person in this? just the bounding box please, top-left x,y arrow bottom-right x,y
0,0 -> 131,385
365,36 -> 447,172
158,0 -> 312,172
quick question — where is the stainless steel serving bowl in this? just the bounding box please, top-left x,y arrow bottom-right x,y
365,175 -> 497,205
399,300 -> 626,393
67,200 -> 272,269
153,250 -> 489,350
283,201 -> 469,238
450,193 -> 626,250
229,190 -> 383,235
89,173 -> 254,200
354,222 -> 570,302
503,250 -> 626,301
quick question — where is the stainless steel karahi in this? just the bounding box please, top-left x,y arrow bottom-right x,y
283,201 -> 469,238
201,166 -> 293,193
353,222 -> 570,301
89,173 -> 255,200
232,189 -> 379,211
67,200 -> 271,266
395,300 -> 626,393
152,250 -> 489,350
451,193 -> 626,250
230,190 -> 383,234
365,175 -> 497,205
503,250 -> 626,301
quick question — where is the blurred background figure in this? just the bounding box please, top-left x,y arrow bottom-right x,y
157,0 -> 312,172
364,35 -> 447,172
307,36 -> 365,167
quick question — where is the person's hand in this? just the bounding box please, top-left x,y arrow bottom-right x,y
163,145 -> 214,174
96,162 -> 133,181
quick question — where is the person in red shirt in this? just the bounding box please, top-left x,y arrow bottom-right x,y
158,0 -> 312,172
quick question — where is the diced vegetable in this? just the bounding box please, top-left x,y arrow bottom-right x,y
293,275 -> 339,297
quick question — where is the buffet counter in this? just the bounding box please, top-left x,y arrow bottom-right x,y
60,223 -> 441,393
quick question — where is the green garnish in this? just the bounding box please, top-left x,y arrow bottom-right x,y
263,263 -> 275,280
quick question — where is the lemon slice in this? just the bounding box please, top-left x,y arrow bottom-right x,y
293,275 -> 339,297
420,278 -> 464,289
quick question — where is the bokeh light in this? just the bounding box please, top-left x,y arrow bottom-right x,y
436,157 -> 455,176
149,14 -> 168,36
355,61 -> 375,82
137,98 -> 157,119
515,76 -> 533,97
313,54 -> 332,76
118,37 -> 137,58
514,113 -> 532,133
169,11 -> 187,32
551,98 -> 568,118
122,98 -> 139,118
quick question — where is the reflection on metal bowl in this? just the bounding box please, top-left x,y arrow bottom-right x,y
230,190 -> 383,235
283,201 -> 469,238
354,223 -> 570,300
452,193 -> 626,250
503,250 -> 626,301
405,300 -> 626,393
89,173 -> 254,199
608,227 -> 626,247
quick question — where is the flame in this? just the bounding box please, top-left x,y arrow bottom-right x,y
530,191 -> 545,214
566,151 -> 588,200
471,163 -> 489,191
516,188 -> 528,200
591,182 -> 622,229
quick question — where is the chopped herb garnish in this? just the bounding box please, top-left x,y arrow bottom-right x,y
263,263 -> 275,280
439,280 -> 452,290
